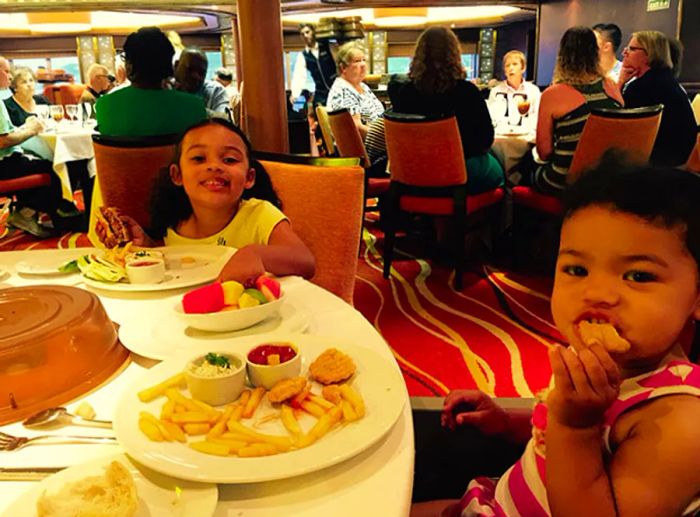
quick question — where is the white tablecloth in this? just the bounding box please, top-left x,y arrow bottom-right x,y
38,127 -> 96,201
491,134 -> 534,175
0,249 -> 414,516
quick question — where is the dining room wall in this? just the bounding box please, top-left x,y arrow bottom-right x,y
536,0 -> 681,86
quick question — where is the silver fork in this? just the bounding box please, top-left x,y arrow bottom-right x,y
0,430 -> 116,451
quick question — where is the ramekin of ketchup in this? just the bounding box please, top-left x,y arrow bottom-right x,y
248,343 -> 297,365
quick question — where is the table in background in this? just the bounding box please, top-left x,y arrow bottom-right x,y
0,249 -> 414,517
491,133 -> 534,177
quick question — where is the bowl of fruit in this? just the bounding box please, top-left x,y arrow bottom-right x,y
174,275 -> 284,332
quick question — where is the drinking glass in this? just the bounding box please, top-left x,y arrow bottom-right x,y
82,102 -> 92,120
65,104 -> 80,125
50,105 -> 64,124
34,104 -> 49,124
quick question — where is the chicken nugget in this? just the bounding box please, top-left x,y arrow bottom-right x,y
268,376 -> 307,404
309,348 -> 356,385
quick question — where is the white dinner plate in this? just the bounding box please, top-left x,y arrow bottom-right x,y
15,260 -> 77,276
81,245 -> 234,292
113,334 -> 407,483
119,303 -> 311,360
1,453 -> 218,517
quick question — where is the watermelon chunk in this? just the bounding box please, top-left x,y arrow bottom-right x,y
182,282 -> 225,314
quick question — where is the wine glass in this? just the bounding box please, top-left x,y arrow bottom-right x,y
65,104 -> 80,126
50,105 -> 64,123
516,97 -> 530,127
35,104 -> 49,124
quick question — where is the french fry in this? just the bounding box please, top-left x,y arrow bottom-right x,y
138,417 -> 164,442
341,400 -> 359,422
171,411 -> 211,424
237,389 -> 252,406
189,440 -> 230,456
165,389 -> 200,412
191,399 -> 216,414
183,423 -> 210,435
137,372 -> 186,402
242,387 -> 266,419
160,399 -> 176,420
207,406 -> 235,439
280,404 -> 301,437
229,390 -> 251,421
290,383 -> 311,409
206,436 -> 248,453
140,411 -> 173,441
173,404 -> 187,413
300,400 -> 326,418
298,406 -> 343,448
339,384 -> 365,418
229,405 -> 245,423
221,431 -> 256,443
161,420 -> 187,442
309,394 -> 336,410
238,443 -> 280,457
227,420 -> 292,450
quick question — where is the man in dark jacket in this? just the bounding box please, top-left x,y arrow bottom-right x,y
290,24 -> 336,107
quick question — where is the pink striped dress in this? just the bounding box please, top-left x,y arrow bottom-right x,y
454,358 -> 700,517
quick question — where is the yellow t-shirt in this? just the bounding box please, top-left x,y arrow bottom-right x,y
164,198 -> 287,248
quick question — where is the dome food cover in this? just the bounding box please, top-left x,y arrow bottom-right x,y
0,285 -> 129,425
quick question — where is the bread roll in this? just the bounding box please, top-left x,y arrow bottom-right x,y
36,460 -> 138,517
578,321 -> 631,353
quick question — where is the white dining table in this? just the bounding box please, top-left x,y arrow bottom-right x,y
0,248 -> 414,517
491,132 -> 534,176
37,124 -> 96,202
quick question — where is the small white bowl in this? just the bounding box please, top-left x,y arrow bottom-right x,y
175,293 -> 284,332
126,258 -> 166,284
185,352 -> 246,406
246,342 -> 301,390
125,250 -> 164,265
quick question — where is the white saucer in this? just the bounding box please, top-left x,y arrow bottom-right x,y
15,261 -> 76,276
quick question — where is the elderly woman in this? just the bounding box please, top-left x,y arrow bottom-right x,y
619,31 -> 696,166
4,67 -> 48,127
527,26 -> 622,194
326,41 -> 384,139
388,26 -> 503,194
487,50 -> 541,138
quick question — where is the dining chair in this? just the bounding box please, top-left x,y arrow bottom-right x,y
315,105 -> 336,156
512,104 -> 664,216
258,156 -> 364,304
0,174 -> 55,225
382,112 -> 505,291
91,134 -> 178,232
327,108 -> 391,239
57,83 -> 87,108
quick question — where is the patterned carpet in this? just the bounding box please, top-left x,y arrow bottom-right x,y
0,223 -> 560,398
354,227 -> 562,398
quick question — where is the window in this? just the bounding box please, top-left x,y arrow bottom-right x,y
387,56 -> 411,75
205,51 -> 222,81
462,54 -> 478,80
51,56 -> 80,81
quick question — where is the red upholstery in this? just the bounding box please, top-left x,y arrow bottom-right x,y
400,188 -> 504,215
0,174 -> 52,195
511,186 -> 563,215
57,83 -> 86,107
367,177 -> 390,197
383,112 -> 504,290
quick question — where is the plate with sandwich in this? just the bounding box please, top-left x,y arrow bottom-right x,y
79,245 -> 235,292
2,452 -> 218,517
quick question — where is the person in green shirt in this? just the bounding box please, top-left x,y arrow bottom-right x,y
96,27 -> 206,138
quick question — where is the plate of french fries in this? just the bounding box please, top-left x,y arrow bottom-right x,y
80,245 -> 235,292
113,333 -> 407,483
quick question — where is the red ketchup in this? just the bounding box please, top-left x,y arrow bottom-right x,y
130,260 -> 159,267
248,343 -> 296,365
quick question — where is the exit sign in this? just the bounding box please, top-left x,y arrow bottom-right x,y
647,0 -> 671,11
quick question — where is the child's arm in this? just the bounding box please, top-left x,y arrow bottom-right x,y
545,343 -> 620,517
217,220 -> 315,284
442,390 -> 533,445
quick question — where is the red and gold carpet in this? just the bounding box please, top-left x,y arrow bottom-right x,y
1,225 -> 561,398
354,229 -> 563,398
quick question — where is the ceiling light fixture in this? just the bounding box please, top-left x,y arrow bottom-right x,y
26,12 -> 92,34
373,8 -> 427,28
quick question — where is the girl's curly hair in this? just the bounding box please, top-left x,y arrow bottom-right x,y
409,27 -> 466,94
149,118 -> 281,239
552,26 -> 604,85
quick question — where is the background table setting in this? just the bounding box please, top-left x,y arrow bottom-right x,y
0,247 -> 414,516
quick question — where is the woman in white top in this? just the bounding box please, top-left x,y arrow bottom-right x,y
487,50 -> 541,137
326,41 -> 384,139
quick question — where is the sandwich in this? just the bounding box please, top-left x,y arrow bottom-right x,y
36,460 -> 138,517
97,206 -> 131,248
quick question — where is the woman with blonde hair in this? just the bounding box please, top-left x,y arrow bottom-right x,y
388,26 -> 503,194
326,40 -> 384,138
526,26 -> 622,194
4,67 -> 48,126
619,30 -> 695,166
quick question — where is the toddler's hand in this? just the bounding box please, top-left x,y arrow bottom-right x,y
442,390 -> 509,436
217,246 -> 265,285
546,343 -> 620,429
